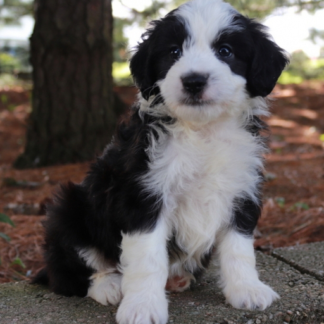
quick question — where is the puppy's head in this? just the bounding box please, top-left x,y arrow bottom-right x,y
130,0 -> 289,123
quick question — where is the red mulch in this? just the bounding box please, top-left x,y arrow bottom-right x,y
0,82 -> 323,283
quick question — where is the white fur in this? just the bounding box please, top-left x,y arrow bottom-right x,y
218,230 -> 279,310
134,0 -> 277,315
83,0 -> 280,321
158,0 -> 248,125
116,218 -> 169,324
140,0 -> 267,280
178,0 -> 237,46
78,247 -> 111,271
87,270 -> 122,306
78,248 -> 122,305
141,113 -> 265,272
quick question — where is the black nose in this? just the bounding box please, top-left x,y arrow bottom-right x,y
181,73 -> 209,95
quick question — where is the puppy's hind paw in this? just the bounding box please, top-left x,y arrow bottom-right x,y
166,274 -> 193,292
224,280 -> 279,310
87,272 -> 122,306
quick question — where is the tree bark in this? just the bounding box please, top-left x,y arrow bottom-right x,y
15,0 -> 116,168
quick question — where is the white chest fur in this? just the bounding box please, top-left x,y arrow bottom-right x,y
142,116 -> 264,270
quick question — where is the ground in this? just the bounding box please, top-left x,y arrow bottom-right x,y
0,83 -> 323,283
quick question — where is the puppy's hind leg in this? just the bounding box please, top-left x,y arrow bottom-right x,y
116,219 -> 169,324
218,229 -> 279,310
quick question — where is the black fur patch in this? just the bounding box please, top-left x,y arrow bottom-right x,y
130,12 -> 188,100
192,249 -> 213,279
245,115 -> 269,138
232,114 -> 266,236
131,11 -> 288,100
40,182 -> 95,296
233,195 -> 262,236
34,105 -> 166,296
214,14 -> 289,97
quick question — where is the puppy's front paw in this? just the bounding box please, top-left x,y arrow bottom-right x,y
224,280 -> 279,310
116,293 -> 168,324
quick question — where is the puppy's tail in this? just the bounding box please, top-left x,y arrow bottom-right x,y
31,267 -> 49,286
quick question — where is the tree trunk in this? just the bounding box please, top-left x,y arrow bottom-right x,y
15,0 -> 116,168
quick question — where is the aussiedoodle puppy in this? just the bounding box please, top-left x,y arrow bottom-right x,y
33,0 -> 289,323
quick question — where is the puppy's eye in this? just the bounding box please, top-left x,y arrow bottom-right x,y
218,45 -> 232,58
170,46 -> 182,60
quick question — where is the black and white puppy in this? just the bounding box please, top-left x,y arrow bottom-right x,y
33,0 -> 289,323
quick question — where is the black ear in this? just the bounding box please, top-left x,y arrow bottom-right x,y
246,21 -> 289,97
130,38 -> 154,100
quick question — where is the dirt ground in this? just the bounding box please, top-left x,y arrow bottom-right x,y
0,82 -> 324,283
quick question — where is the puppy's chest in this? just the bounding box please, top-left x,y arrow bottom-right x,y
147,124 -> 262,251
159,127 -> 259,201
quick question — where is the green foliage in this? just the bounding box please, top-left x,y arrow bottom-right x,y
0,73 -> 30,87
171,0 -> 275,18
0,53 -> 21,73
0,232 -> 11,242
11,257 -> 26,269
0,213 -> 27,277
292,0 -> 324,13
226,0 -> 276,18
289,202 -> 310,211
113,61 -> 132,85
309,28 -> 324,44
1,43 -> 31,74
0,0 -> 34,25
173,0 -> 276,18
0,213 -> 15,242
1,94 -> 8,104
0,213 -> 16,227
173,0 -> 324,19
127,0 -> 167,23
278,51 -> 324,84
278,71 -> 303,84
275,197 -> 286,207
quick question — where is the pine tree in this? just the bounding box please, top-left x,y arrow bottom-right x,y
14,0 -> 117,168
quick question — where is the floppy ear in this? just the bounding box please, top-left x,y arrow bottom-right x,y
246,21 -> 289,97
130,39 -> 154,100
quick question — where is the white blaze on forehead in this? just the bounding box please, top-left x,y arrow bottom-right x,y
155,0 -> 254,124
175,0 -> 238,46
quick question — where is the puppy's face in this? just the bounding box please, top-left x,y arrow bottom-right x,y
130,0 -> 288,123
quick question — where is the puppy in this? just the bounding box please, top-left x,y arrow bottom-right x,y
33,0 -> 289,323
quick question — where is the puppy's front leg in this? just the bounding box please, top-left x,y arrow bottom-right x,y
116,219 -> 169,324
218,229 -> 279,310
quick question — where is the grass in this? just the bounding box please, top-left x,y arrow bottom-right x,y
0,73 -> 32,89
278,71 -> 304,85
